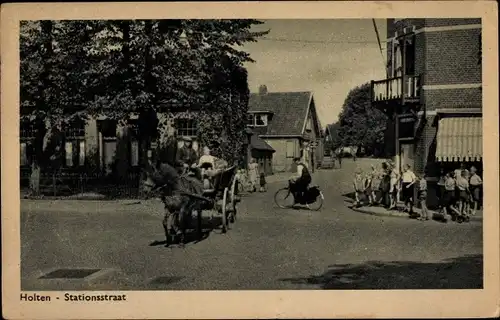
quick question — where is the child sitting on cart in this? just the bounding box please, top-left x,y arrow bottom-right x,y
198,146 -> 228,190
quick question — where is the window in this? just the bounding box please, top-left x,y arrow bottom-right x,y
127,120 -> 140,167
247,114 -> 268,127
78,140 -> 85,166
64,119 -> 86,167
175,119 -> 197,137
99,119 -> 117,138
247,114 -> 254,126
404,35 -> 416,75
130,140 -> 139,166
20,120 -> 36,166
286,141 -> 295,158
65,141 -> 73,167
64,138 -> 86,167
103,140 -> 117,173
393,33 -> 416,77
399,116 -> 416,139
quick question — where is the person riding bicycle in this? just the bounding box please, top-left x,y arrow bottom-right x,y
289,157 -> 312,204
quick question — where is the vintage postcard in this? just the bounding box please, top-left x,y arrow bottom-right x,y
1,1 -> 499,319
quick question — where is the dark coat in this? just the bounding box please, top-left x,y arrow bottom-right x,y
176,146 -> 198,167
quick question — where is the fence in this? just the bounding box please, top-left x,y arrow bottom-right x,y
20,170 -> 142,199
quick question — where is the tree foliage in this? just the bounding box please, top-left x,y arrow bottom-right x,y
333,83 -> 387,156
20,19 -> 268,192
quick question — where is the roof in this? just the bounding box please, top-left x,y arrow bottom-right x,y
248,91 -> 312,136
250,134 -> 275,152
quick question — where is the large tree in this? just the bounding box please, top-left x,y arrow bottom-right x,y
336,82 -> 387,156
21,20 -> 103,194
20,19 -> 268,194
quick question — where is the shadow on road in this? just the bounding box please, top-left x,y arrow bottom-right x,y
149,215 -> 231,247
279,254 -> 483,289
343,192 -> 356,201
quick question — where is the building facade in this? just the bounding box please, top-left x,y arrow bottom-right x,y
247,85 -> 324,173
20,111 -> 204,185
371,18 -> 482,207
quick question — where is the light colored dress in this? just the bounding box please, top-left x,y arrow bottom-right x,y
389,169 -> 399,193
371,170 -> 381,190
248,163 -> 259,188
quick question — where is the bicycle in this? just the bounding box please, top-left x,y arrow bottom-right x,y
274,180 -> 324,211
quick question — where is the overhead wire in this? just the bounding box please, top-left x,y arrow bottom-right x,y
371,19 -> 388,68
259,37 -> 385,46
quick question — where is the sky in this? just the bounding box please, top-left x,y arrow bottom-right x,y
242,19 -> 387,127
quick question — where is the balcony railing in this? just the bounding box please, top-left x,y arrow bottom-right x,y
371,75 -> 421,103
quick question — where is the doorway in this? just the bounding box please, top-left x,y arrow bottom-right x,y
400,143 -> 415,171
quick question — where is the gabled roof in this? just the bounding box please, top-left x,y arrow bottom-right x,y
248,91 -> 313,136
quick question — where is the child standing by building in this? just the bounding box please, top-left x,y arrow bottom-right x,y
444,172 -> 460,220
353,168 -> 365,207
417,173 -> 430,221
401,164 -> 417,216
248,158 -> 259,193
363,167 -> 375,206
456,170 -> 471,222
469,166 -> 482,215
436,169 -> 446,211
388,162 -> 399,210
259,171 -> 267,192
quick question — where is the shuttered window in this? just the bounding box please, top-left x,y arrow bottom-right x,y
286,141 -> 295,158
130,140 -> 139,166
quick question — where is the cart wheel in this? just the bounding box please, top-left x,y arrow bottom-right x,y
221,187 -> 229,233
229,177 -> 237,223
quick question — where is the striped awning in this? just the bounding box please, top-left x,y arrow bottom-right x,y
435,117 -> 482,162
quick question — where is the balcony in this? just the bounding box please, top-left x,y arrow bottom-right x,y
371,75 -> 421,105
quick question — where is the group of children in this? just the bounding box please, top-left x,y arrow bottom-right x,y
353,161 -> 403,211
353,162 -> 482,223
437,165 -> 483,223
237,158 -> 267,193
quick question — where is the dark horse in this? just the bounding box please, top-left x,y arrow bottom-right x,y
143,162 -> 206,247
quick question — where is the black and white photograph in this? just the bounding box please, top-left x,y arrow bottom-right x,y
2,2 -> 499,319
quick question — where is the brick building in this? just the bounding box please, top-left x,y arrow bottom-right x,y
371,18 -> 482,207
247,85 -> 324,173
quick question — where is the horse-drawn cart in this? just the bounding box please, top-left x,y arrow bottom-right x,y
180,165 -> 240,234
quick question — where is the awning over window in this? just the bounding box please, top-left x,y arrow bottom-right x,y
250,135 -> 275,153
435,117 -> 482,162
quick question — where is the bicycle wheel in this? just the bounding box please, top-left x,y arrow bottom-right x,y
274,188 -> 294,208
307,191 -> 324,211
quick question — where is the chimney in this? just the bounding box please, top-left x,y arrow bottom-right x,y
258,85 -> 268,95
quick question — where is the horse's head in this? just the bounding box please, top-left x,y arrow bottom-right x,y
142,165 -> 159,194
142,162 -> 180,195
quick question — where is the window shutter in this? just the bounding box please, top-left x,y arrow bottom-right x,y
79,141 -> 86,166
65,141 -> 73,167
286,141 -> 295,158
130,140 -> 139,166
